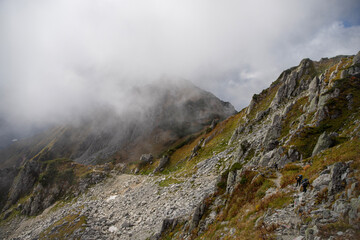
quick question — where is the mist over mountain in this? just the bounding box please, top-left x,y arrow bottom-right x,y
0,80 -> 235,168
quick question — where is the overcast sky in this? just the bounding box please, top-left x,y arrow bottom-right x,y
0,0 -> 360,129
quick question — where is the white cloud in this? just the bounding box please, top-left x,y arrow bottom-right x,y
0,0 -> 359,130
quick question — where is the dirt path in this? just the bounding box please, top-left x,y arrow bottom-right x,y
271,171 -> 282,188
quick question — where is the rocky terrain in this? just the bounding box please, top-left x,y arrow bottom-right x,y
1,149 -> 230,239
1,52 -> 360,239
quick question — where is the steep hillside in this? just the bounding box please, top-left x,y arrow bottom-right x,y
1,52 -> 360,240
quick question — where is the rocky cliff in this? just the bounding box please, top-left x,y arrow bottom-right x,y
1,52 -> 360,239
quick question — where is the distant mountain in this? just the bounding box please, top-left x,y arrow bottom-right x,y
0,80 -> 236,169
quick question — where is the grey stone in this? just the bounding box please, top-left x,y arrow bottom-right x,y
190,200 -> 206,230
352,51 -> 360,66
153,156 -> 170,173
328,162 -> 348,196
226,170 -> 237,194
333,199 -> 350,216
140,154 -> 154,164
312,175 -> 330,192
312,132 -> 337,157
349,197 -> 360,227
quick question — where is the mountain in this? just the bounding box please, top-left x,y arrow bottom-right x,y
0,79 -> 236,216
0,80 -> 235,169
1,52 -> 360,239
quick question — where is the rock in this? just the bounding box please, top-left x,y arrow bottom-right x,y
0,167 -> 19,208
332,199 -> 350,216
226,171 -> 237,194
258,150 -> 275,167
153,156 -> 170,173
121,221 -> 134,228
328,162 -> 348,196
312,132 -> 338,157
349,197 -> 360,227
312,174 -> 330,191
346,94 -> 354,110
352,51 -> 360,66
305,225 -> 319,240
189,138 -> 204,160
109,226 -> 118,233
140,154 -> 154,164
255,108 -> 270,122
246,95 -> 258,114
190,200 -> 206,230
158,218 -> 178,237
262,114 -> 282,150
4,160 -> 41,211
2,209 -> 12,220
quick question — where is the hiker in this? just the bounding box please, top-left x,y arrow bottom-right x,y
274,162 -> 278,171
295,174 -> 303,187
301,178 -> 310,193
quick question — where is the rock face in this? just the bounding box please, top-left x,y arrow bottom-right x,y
0,167 -> 18,210
312,132 -> 337,156
328,162 -> 348,196
4,160 -> 41,211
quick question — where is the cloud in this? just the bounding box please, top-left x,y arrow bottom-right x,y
0,0 -> 359,132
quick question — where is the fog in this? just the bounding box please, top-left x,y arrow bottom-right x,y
0,0 -> 360,138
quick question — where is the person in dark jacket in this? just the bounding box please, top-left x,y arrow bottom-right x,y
296,174 -> 303,187
301,178 -> 310,193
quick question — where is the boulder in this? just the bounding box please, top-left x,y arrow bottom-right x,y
153,156 -> 170,173
140,154 -> 153,164
328,162 -> 348,196
312,132 -> 337,157
258,150 -> 275,167
312,174 -> 330,191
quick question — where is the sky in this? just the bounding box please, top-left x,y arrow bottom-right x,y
0,0 -> 360,131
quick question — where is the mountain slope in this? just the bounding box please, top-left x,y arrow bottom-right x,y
1,52 -> 360,240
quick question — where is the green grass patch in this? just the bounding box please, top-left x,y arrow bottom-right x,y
158,177 -> 184,187
39,211 -> 86,239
